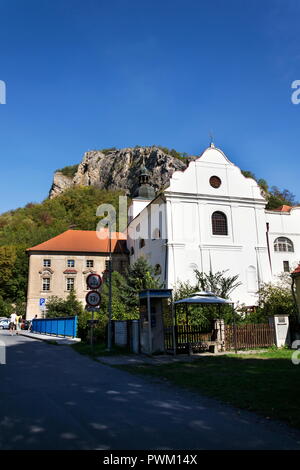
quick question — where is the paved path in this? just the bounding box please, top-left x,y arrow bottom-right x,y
1,330 -> 300,450
19,330 -> 81,345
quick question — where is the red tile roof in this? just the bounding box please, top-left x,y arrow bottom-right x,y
27,230 -> 128,254
272,205 -> 293,212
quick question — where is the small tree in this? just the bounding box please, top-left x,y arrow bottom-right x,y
101,271 -> 136,320
46,289 -> 83,318
124,257 -> 161,313
173,270 -> 241,326
194,269 -> 241,299
256,280 -> 296,320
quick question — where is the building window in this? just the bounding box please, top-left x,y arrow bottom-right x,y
212,211 -> 228,236
139,238 -> 145,248
66,278 -> 75,291
283,261 -> 290,272
67,259 -> 75,268
86,260 -> 94,268
210,176 -> 222,188
43,259 -> 51,267
274,237 -> 294,252
120,260 -> 127,273
42,278 -> 50,291
130,247 -> 134,256
154,264 -> 162,275
152,228 -> 161,240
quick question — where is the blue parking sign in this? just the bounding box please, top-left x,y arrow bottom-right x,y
39,298 -> 46,307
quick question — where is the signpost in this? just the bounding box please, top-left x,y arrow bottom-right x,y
86,290 -> 101,307
85,275 -> 102,348
86,274 -> 102,290
39,298 -> 46,318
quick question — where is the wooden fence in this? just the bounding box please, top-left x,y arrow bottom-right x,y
224,323 -> 275,350
165,324 -> 215,353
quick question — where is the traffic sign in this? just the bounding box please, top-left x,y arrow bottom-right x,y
86,290 -> 101,307
39,298 -> 46,307
86,273 -> 102,290
85,306 -> 100,312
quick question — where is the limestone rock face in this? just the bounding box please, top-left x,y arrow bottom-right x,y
49,171 -> 73,198
49,146 -> 195,198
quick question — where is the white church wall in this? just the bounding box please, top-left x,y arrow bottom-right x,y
267,208 -> 300,276
164,145 -> 271,306
127,197 -> 168,285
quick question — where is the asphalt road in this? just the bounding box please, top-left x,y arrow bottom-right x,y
0,330 -> 300,450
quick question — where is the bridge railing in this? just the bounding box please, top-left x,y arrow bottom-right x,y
31,316 -> 77,338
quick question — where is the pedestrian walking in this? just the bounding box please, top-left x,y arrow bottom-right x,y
15,314 -> 22,335
28,315 -> 37,332
9,312 -> 17,336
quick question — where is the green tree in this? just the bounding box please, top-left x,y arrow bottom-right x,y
46,289 -> 83,318
194,269 -> 241,299
100,271 -> 135,319
255,276 -> 296,321
125,257 -> 161,312
266,186 -> 297,210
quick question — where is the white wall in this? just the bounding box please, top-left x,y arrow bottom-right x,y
267,207 -> 300,276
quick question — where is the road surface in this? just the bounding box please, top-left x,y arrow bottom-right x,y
0,330 -> 299,450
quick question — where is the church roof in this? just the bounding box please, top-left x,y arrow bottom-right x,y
27,230 -> 127,254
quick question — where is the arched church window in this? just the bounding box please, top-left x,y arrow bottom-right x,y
212,211 -> 228,236
274,237 -> 294,252
130,247 -> 134,256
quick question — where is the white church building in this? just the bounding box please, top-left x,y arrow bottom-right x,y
127,144 -> 300,306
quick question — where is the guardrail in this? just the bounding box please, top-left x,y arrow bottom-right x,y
31,316 -> 77,338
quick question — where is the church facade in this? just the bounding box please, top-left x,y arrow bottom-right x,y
127,144 -> 300,306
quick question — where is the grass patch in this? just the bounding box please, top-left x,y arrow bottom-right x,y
56,164 -> 79,178
118,348 -> 300,429
71,341 -> 132,359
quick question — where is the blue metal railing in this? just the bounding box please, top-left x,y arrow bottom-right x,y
31,316 -> 77,338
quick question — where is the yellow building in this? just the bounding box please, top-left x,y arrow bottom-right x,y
26,230 -> 128,319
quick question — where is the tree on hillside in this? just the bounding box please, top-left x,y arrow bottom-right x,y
267,186 -> 297,210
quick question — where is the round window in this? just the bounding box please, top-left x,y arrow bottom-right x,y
210,176 -> 221,188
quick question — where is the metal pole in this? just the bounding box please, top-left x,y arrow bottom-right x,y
233,305 -> 237,354
107,223 -> 113,351
90,309 -> 94,349
147,292 -> 152,355
171,301 -> 176,356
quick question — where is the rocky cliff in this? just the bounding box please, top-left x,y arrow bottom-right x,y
49,146 -> 196,199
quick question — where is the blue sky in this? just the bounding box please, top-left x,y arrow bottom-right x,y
0,0 -> 300,213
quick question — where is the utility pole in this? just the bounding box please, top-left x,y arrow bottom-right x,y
107,223 -> 113,351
